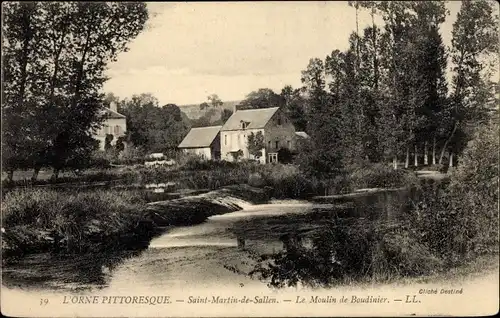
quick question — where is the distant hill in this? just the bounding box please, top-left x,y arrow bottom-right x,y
178,100 -> 241,120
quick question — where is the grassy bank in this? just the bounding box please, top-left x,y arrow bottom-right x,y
1,185 -> 269,262
1,189 -> 150,260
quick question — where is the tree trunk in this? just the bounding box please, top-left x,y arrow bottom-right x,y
424,141 -> 428,165
404,147 -> 409,169
449,152 -> 454,168
52,168 -> 60,181
371,8 -> 378,91
31,166 -> 40,182
439,122 -> 458,165
392,157 -> 397,170
414,144 -> 418,167
432,136 -> 436,165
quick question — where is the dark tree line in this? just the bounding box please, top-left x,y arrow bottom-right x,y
298,0 -> 498,176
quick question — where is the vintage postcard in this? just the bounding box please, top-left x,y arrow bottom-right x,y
1,1 -> 499,317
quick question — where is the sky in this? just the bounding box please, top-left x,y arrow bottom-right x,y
102,1 -> 475,106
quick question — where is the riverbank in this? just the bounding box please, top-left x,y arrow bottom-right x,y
1,184 -> 269,263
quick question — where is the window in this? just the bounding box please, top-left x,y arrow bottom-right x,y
268,141 -> 271,148
275,141 -> 279,149
277,118 -> 282,125
287,140 -> 291,148
114,125 -> 121,135
224,134 -> 227,145
268,153 -> 278,163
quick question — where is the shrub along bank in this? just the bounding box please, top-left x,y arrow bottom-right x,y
1,185 -> 269,262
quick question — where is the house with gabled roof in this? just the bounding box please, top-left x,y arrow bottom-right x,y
220,107 -> 297,163
178,125 -> 222,160
95,101 -> 127,150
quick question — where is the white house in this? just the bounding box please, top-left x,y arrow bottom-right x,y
220,107 -> 297,163
178,125 -> 222,160
95,101 -> 127,150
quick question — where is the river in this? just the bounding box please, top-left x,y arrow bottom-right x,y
2,189 -> 410,292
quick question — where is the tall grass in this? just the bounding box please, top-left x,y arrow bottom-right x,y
348,162 -> 420,190
1,184 -> 269,259
2,189 -> 150,256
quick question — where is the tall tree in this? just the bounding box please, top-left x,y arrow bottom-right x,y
299,58 -> 344,177
2,2 -> 149,179
377,1 -> 415,169
440,0 -> 498,166
280,85 -> 308,132
2,2 -> 49,181
325,45 -> 365,166
409,1 -> 449,166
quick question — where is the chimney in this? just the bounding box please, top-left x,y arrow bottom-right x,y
109,101 -> 118,112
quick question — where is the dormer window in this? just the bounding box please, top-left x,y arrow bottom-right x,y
240,121 -> 249,129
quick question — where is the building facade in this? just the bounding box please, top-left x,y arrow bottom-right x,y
178,125 -> 222,160
95,102 -> 127,150
220,107 -> 297,163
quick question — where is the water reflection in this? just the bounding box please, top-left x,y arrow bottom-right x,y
2,250 -> 142,292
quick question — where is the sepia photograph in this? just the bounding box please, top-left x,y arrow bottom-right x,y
1,1 -> 499,317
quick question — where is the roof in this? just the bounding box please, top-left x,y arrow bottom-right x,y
295,131 -> 309,139
221,107 -> 279,131
103,107 -> 126,119
178,125 -> 222,148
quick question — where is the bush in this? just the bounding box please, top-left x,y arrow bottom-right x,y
407,121 -> 499,264
115,146 -> 146,165
249,219 -> 442,288
2,188 -> 148,255
180,157 -> 243,171
348,163 -> 420,190
257,164 -> 315,199
89,151 -> 112,169
377,225 -> 444,278
277,148 -> 295,164
248,172 -> 265,187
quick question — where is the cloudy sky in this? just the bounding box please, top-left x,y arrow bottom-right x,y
103,1 -> 467,106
